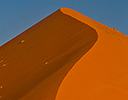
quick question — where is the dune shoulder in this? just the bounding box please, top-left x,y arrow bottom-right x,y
0,7 -> 128,100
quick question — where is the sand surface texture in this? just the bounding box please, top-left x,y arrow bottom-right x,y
0,7 -> 128,100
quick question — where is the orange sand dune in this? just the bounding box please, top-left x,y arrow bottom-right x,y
0,7 -> 128,100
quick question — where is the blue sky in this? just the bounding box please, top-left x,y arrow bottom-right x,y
0,0 -> 128,46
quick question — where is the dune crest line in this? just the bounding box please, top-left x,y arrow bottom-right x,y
0,8 -> 97,100
1,7 -> 128,100
56,8 -> 128,100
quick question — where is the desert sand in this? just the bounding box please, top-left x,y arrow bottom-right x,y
0,7 -> 128,100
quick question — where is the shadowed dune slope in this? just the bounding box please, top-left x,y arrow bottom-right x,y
0,8 -> 97,100
0,7 -> 128,100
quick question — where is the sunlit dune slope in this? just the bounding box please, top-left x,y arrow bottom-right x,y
56,8 -> 128,100
0,7 -> 128,100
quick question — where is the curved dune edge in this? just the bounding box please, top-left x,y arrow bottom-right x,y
0,7 -> 128,100
18,10 -> 98,100
60,7 -> 128,42
56,8 -> 128,100
0,8 -> 98,100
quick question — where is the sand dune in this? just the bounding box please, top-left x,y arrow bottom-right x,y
0,7 -> 128,100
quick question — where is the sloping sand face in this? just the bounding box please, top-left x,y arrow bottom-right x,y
0,7 -> 128,100
0,8 -> 97,100
56,8 -> 128,100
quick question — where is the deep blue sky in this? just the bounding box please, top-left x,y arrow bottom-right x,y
0,0 -> 128,46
